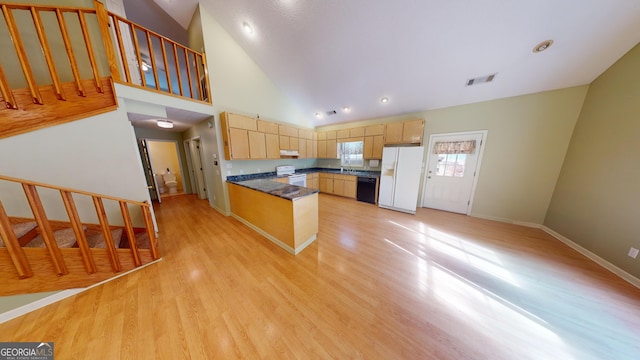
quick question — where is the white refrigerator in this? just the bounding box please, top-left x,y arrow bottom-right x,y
378,146 -> 424,214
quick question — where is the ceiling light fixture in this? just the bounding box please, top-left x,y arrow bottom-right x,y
342,107 -> 351,112
141,61 -> 150,72
314,112 -> 322,119
242,22 -> 254,35
533,40 -> 554,53
157,120 -> 174,129
380,97 -> 389,104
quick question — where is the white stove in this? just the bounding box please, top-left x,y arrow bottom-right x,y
276,165 -> 307,187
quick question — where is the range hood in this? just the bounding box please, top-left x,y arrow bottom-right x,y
280,150 -> 299,157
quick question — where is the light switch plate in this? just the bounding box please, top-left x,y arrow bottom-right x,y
628,247 -> 639,259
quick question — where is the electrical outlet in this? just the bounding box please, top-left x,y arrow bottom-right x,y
226,163 -> 232,169
628,247 -> 639,259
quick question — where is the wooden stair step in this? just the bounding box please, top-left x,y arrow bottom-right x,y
86,228 -> 123,248
135,232 -> 150,249
25,226 -> 87,248
0,221 -> 38,247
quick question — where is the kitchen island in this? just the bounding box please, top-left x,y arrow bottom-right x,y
226,179 -> 318,255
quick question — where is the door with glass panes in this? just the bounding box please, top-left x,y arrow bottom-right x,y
422,131 -> 486,214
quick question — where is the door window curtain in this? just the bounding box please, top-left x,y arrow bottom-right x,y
433,140 -> 476,154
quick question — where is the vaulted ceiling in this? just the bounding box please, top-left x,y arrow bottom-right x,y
151,0 -> 640,126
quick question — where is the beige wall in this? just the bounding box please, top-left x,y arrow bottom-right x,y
147,140 -> 183,192
545,44 -> 640,279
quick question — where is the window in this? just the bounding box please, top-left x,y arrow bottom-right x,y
433,140 -> 476,178
339,141 -> 364,167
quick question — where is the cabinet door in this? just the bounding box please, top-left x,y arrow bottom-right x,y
365,124 -> 385,136
290,137 -> 299,150
402,119 -> 424,144
372,135 -> 384,159
344,179 -> 357,198
337,129 -> 350,139
306,139 -> 314,158
298,138 -> 307,158
350,127 -> 365,137
248,131 -> 266,159
385,122 -> 403,144
326,131 -> 337,140
257,120 -> 279,134
317,140 -> 327,158
333,179 -> 345,196
265,133 -> 280,159
327,139 -> 338,159
320,177 -> 333,193
363,136 -> 374,159
279,135 -> 290,150
229,128 -> 250,159
228,113 -> 257,131
317,131 -> 327,140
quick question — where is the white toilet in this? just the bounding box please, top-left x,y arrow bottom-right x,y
163,173 -> 178,194
154,174 -> 166,194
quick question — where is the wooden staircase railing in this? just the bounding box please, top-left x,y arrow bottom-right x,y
0,174 -> 159,296
0,1 -> 210,140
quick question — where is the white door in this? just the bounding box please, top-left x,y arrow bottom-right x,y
191,138 -> 207,199
422,131 -> 486,214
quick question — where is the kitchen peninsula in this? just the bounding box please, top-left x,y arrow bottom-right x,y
226,178 -> 318,255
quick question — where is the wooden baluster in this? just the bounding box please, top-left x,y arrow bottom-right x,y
130,24 -> 147,88
171,43 -> 183,96
94,0 -> 121,83
183,48 -> 194,99
61,191 -> 96,274
146,32 -> 160,91
160,39 -> 172,94
193,52 -> 204,101
77,10 -> 103,93
201,52 -> 211,103
0,63 -> 18,109
55,8 -> 85,96
2,5 -> 43,105
111,15 -> 131,83
92,196 -> 121,273
119,201 -> 141,267
141,204 -> 159,260
0,200 -> 33,279
22,184 -> 68,276
30,7 -> 65,101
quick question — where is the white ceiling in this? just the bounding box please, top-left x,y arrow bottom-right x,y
152,0 -> 640,126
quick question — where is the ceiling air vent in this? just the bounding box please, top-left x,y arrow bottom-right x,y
466,73 -> 497,86
326,110 -> 337,116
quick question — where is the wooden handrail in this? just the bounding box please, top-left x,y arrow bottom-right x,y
0,174 -> 148,206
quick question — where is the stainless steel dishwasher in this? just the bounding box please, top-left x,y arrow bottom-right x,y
356,177 -> 378,204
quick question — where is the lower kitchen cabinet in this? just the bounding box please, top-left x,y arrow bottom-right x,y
318,173 -> 356,198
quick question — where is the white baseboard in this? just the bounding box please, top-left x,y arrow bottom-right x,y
542,226 -> 640,289
469,213 -> 542,228
230,213 -> 315,255
0,258 -> 163,324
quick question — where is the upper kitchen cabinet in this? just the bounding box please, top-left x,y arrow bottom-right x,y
279,124 -> 299,151
221,112 -> 252,160
384,119 -> 424,145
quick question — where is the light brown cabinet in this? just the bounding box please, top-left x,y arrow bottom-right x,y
336,129 -> 350,139
363,134 -> 384,159
265,133 -> 280,159
384,119 -> 424,145
326,139 -> 338,159
307,173 -> 319,190
248,131 -> 266,159
317,140 -> 327,158
227,128 -> 250,159
318,173 -> 356,198
365,124 -> 385,136
257,119 -> 278,134
350,127 -> 365,137
298,138 -> 307,158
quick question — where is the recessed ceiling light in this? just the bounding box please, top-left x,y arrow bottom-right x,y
533,40 -> 553,53
314,112 -> 322,119
380,97 -> 389,104
157,120 -> 173,129
242,22 -> 254,35
342,107 -> 351,112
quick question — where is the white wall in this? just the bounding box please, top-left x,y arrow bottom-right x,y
0,105 -> 150,226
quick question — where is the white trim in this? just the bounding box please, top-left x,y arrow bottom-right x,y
421,130 -> 488,215
469,213 -> 542,228
0,258 -> 163,324
230,213 -> 316,255
542,226 -> 640,289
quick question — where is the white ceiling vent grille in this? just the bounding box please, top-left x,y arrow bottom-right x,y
466,73 -> 497,86
326,110 -> 337,116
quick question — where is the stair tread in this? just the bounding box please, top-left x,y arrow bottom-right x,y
135,232 -> 150,249
25,226 -> 86,248
87,229 -> 123,248
0,221 -> 38,247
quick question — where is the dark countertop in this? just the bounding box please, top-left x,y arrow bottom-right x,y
227,167 -> 381,182
228,179 -> 319,201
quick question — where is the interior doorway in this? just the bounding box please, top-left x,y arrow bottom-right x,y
186,137 -> 207,199
422,130 -> 487,214
145,139 -> 186,198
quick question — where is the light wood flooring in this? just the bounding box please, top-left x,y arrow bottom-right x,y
1,194 -> 639,359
